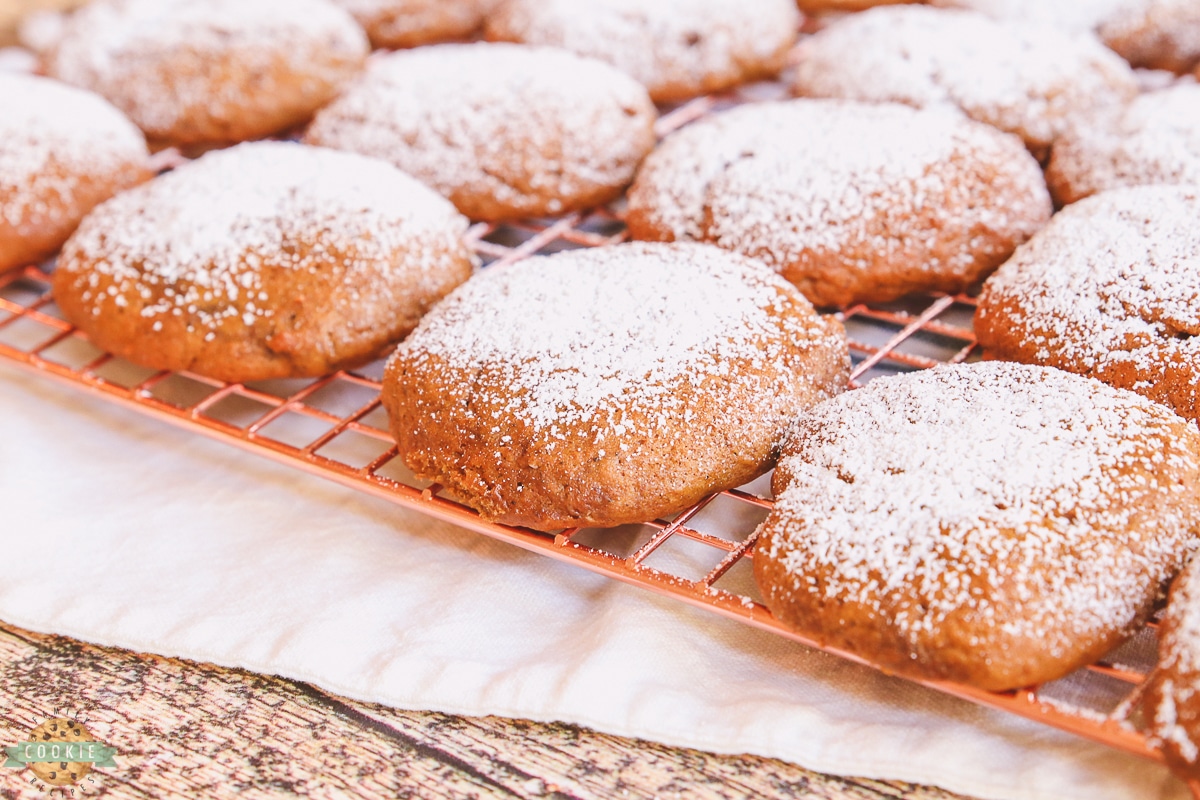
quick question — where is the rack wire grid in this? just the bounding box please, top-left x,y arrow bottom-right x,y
0,84 -> 1188,793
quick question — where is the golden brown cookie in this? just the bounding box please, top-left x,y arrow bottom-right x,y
1099,0 -> 1200,72
306,43 -> 656,222
484,0 -> 801,103
0,73 -> 149,273
1146,557 -> 1200,782
790,6 -> 1138,157
1046,83 -> 1200,206
933,0 -> 1200,73
927,0 -> 1134,35
976,185 -> 1200,422
330,0 -> 497,48
797,0 -> 914,12
53,142 -> 474,383
382,242 -> 850,531
45,0 -> 368,149
626,99 -> 1051,308
754,361 -> 1200,692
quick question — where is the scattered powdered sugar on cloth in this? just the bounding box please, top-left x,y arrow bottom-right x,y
0,72 -> 146,232
762,361 -> 1200,654
306,43 -> 655,217
1049,83 -> 1200,201
791,5 -> 1138,151
47,0 -> 366,137
976,185 -> 1200,416
60,141 -> 468,333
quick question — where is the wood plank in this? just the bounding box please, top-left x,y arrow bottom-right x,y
341,695 -> 965,800
0,624 -> 972,799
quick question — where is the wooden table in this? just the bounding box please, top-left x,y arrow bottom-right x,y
0,622 -> 968,799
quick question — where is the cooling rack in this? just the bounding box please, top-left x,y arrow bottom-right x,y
0,89 -> 1187,794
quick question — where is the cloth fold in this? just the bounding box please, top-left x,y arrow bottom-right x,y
0,360 -> 1185,800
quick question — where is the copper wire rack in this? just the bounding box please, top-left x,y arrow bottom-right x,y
0,87 -> 1189,794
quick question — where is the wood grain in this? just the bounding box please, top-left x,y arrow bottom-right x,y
0,623 -> 970,799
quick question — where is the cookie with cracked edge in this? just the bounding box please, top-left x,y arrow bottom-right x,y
306,42 -> 656,222
382,241 -> 850,531
755,361 -> 1200,691
976,185 -> 1200,422
53,142 -> 474,383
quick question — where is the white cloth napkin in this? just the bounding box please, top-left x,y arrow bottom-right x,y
0,359 -> 1186,800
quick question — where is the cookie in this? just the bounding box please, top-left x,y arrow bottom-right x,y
790,6 -> 1139,157
797,0 -> 913,11
754,361 -> 1200,692
53,142 -> 474,383
977,186 -> 1200,421
330,0 -> 497,48
932,0 -> 1200,73
0,73 -> 149,273
306,43 -> 656,222
382,242 -> 850,531
626,99 -> 1051,308
484,0 -> 801,102
1099,0 -> 1200,73
1147,557 -> 1200,782
927,0 -> 1134,35
45,0 -> 368,148
1046,84 -> 1200,206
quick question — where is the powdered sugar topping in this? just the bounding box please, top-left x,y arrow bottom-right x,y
48,0 -> 367,138
791,6 -> 1138,150
61,141 -> 469,332
763,361 -> 1200,649
693,101 -> 1046,275
929,0 -> 1136,34
1049,83 -> 1200,201
1152,558 -> 1200,765
331,0 -> 496,44
1100,0 -> 1200,71
306,43 -> 655,218
486,0 -> 800,99
0,72 -> 147,232
390,242 -> 836,438
978,185 -> 1200,403
634,100 -> 1003,242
